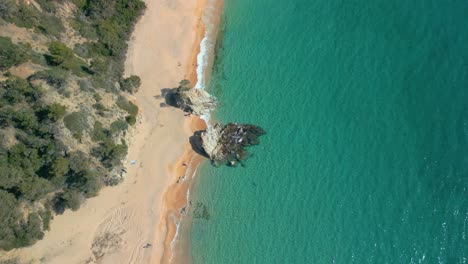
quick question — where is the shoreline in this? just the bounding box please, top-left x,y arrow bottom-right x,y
160,0 -> 224,263
0,1 -> 222,263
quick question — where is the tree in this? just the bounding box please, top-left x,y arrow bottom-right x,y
14,108 -> 38,131
48,41 -> 74,66
93,140 -> 128,168
110,119 -> 128,134
51,157 -> 69,178
47,103 -> 67,121
0,37 -> 30,70
0,190 -> 22,250
125,115 -> 136,125
68,151 -> 89,174
63,111 -> 89,135
0,165 -> 23,189
2,76 -> 37,103
56,190 -> 82,211
119,75 -> 141,94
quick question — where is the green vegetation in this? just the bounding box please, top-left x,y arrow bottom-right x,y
63,110 -> 89,137
47,41 -> 89,75
0,0 -> 145,250
0,76 -> 93,249
93,139 -> 128,169
0,189 -> 46,250
125,115 -> 136,125
116,97 -> 138,125
120,75 -> 141,94
0,37 -> 31,70
47,103 -> 67,121
71,0 -> 146,90
0,0 -> 64,38
29,69 -> 68,89
36,0 -> 56,13
116,97 -> 138,116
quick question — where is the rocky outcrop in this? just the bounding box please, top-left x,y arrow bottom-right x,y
200,123 -> 266,166
162,80 -> 216,115
163,80 -> 265,166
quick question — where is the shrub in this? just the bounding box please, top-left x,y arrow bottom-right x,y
30,69 -> 68,89
0,165 -> 23,189
70,0 -> 87,10
0,37 -> 30,70
92,103 -> 106,111
13,108 -> 38,132
68,151 -> 89,174
70,19 -> 98,39
79,170 -> 102,197
125,115 -> 136,125
39,210 -> 52,231
7,2 -> 40,29
37,15 -> 64,39
110,119 -> 128,134
2,77 -> 38,103
93,140 -> 128,168
119,75 -> 141,94
47,103 -> 67,121
0,0 -> 18,22
47,41 -> 74,66
78,79 -> 93,92
54,190 -> 82,212
90,121 -> 109,142
116,97 -> 138,116
0,195 -> 45,250
63,111 -> 89,135
30,51 -> 48,66
36,0 -> 56,13
93,93 -> 102,102
90,58 -> 110,74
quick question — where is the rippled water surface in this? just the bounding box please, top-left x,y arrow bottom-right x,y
191,0 -> 468,263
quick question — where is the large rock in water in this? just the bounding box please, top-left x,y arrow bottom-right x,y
201,123 -> 266,166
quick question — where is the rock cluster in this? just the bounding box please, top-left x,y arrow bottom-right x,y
162,80 -> 216,116
201,123 -> 266,166
164,80 -> 265,166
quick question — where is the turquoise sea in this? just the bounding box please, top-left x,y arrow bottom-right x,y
190,0 -> 468,263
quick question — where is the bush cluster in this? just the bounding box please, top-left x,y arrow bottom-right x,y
0,77 -> 102,250
0,0 -> 145,250
0,37 -> 31,70
119,75 -> 141,94
71,0 -> 146,90
0,0 -> 64,39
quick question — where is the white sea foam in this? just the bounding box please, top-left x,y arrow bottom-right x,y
194,33 -> 210,90
194,0 -> 217,90
194,0 -> 220,126
169,218 -> 182,263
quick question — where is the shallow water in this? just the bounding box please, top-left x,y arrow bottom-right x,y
191,0 -> 468,263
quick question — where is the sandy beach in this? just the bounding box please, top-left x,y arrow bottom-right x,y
5,0 -> 209,263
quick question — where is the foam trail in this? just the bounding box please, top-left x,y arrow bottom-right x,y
194,0 -> 220,127
169,218 -> 182,263
194,0 -> 218,91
